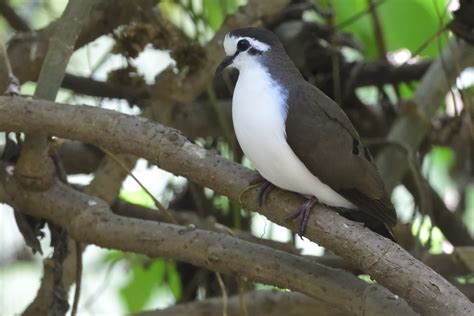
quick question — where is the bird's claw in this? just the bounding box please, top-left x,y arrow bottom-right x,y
257,180 -> 273,207
285,197 -> 319,237
238,174 -> 273,206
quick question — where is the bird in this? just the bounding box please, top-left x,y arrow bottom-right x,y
215,27 -> 397,237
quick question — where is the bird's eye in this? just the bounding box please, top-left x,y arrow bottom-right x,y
237,39 -> 250,52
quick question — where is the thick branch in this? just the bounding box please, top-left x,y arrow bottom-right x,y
346,60 -> 431,89
0,0 -> 159,92
112,201 -> 474,278
15,0 -> 94,190
0,141 -> 105,175
136,290 -> 347,316
376,39 -> 474,191
112,200 -> 300,255
55,141 -> 103,175
0,97 -> 472,315
62,61 -> 430,101
24,150 -> 137,314
0,175 -> 414,316
62,74 -> 150,101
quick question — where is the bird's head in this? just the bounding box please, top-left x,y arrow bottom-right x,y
215,27 -> 282,76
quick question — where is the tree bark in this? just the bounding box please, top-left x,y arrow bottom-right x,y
0,97 -> 472,315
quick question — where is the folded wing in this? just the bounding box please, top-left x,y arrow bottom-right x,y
285,83 -> 397,227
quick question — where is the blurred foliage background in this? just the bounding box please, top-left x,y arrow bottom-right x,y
0,0 -> 473,314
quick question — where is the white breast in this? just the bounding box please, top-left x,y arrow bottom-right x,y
232,62 -> 354,209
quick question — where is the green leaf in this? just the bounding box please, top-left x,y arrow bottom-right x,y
203,0 -> 246,31
102,249 -> 125,263
119,188 -> 156,208
465,185 -> 474,235
223,0 -> 244,13
166,261 -> 182,300
424,146 -> 455,196
331,0 -> 376,57
398,82 -> 417,99
378,0 -> 448,58
120,259 -> 166,313
358,274 -> 376,283
411,216 -> 446,254
203,0 -> 225,31
331,0 -> 448,58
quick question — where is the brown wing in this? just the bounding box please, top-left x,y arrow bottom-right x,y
285,83 -> 397,227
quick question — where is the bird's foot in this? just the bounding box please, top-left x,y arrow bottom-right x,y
239,173 -> 273,206
285,197 -> 319,237
257,180 -> 273,207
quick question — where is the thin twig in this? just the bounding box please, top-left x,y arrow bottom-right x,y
367,0 -> 387,57
71,241 -> 83,316
0,0 -> 30,31
83,258 -> 121,309
99,146 -> 177,224
0,41 -> 13,76
1,41 -> 20,96
238,278 -> 248,316
400,25 -> 448,67
433,1 -> 458,116
215,272 -> 228,316
333,0 -> 387,30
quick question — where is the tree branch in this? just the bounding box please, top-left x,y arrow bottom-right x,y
62,74 -> 150,101
0,97 -> 472,314
0,0 -> 159,92
24,139 -> 137,315
55,141 -> 103,175
376,38 -> 474,191
113,200 -> 474,279
62,59 -> 430,103
0,172 -> 415,316
0,0 -> 30,31
344,60 -> 431,89
112,200 -> 300,255
15,0 -> 94,190
136,290 -> 348,316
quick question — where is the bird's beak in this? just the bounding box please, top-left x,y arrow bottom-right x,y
215,56 -> 234,76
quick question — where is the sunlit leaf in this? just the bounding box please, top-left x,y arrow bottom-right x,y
119,188 -> 155,208
398,82 -> 417,99
358,274 -> 376,283
424,146 -> 455,196
102,249 -> 125,263
331,0 -> 448,58
166,261 -> 182,300
203,0 -> 225,31
411,216 -> 447,254
465,184 -> 474,234
331,0 -> 375,57
378,0 -> 448,58
120,259 -> 166,313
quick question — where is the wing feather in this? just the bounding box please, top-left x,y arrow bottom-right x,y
285,83 -> 397,227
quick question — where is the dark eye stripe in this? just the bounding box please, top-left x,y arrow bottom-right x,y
248,47 -> 263,55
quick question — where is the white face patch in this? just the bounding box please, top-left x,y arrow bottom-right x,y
223,34 -> 270,57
